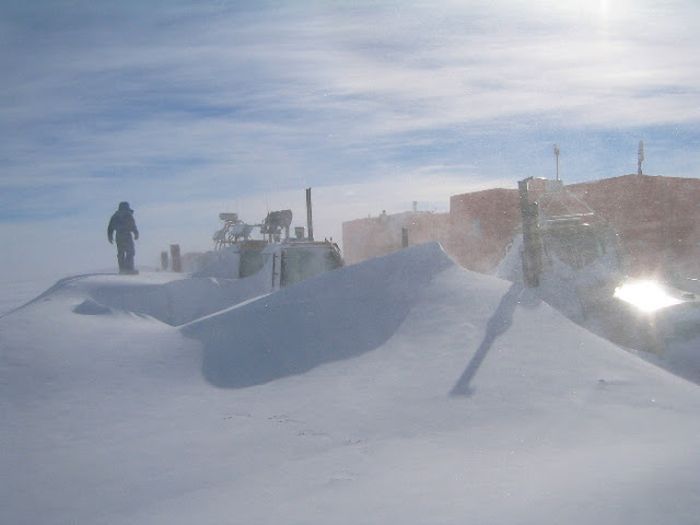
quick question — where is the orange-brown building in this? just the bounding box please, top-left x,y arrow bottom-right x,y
342,210 -> 450,266
447,188 -> 520,273
342,174 -> 700,278
568,175 -> 700,277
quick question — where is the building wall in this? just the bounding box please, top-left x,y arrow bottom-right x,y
569,175 -> 700,277
447,188 -> 520,273
342,211 -> 450,265
342,174 -> 700,279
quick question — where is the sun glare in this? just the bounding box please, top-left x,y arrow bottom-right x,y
614,280 -> 683,313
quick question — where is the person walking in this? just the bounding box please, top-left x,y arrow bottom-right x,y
108,201 -> 139,274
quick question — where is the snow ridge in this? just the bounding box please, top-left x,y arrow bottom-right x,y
182,242 -> 455,388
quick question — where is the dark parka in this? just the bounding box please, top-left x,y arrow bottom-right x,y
108,202 -> 139,272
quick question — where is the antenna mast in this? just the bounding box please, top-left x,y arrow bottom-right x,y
553,144 -> 560,181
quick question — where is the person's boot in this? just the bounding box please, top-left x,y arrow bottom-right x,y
117,252 -> 127,274
125,255 -> 138,274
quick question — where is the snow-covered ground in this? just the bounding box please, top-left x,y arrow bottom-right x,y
2,243 -> 700,524
0,277 -> 62,316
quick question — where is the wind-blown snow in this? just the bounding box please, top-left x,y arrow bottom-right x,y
2,243 -> 700,524
0,276 -> 63,316
497,234 -> 700,384
4,264 -> 273,327
183,243 -> 453,387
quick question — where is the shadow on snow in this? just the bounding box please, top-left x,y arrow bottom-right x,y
182,243 -> 454,389
451,282 -> 540,396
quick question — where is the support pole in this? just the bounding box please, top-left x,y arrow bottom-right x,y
272,252 -> 277,288
306,187 -> 314,241
518,178 -> 543,287
170,244 -> 182,273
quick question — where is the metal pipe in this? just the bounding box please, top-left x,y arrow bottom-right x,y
306,187 -> 314,241
170,244 -> 182,273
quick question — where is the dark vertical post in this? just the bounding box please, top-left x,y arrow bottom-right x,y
170,244 -> 182,273
280,249 -> 286,288
306,187 -> 314,241
272,252 -> 277,288
401,227 -> 409,248
518,178 -> 542,287
160,251 -> 169,271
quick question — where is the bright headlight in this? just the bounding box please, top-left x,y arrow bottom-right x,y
614,280 -> 683,313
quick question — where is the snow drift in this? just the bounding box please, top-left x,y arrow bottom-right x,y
182,242 -> 453,388
5,264 -> 273,326
497,234 -> 700,384
3,243 -> 700,525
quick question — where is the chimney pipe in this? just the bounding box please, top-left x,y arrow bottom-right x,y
306,187 -> 314,241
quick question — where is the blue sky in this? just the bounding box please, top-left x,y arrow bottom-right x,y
1,0 -> 699,279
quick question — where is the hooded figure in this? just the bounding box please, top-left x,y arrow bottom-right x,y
108,201 -> 139,274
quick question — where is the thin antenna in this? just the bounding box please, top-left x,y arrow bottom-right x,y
553,144 -> 560,181
638,140 -> 645,176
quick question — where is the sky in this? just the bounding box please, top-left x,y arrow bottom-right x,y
1,0 -> 699,280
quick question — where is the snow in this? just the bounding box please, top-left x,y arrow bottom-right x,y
497,234 -> 700,385
9,266 -> 274,327
0,276 -> 64,316
190,247 -> 241,279
2,243 -> 700,524
183,242 -> 452,387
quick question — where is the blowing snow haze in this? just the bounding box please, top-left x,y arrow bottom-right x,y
4,243 -> 700,524
2,1 -> 700,523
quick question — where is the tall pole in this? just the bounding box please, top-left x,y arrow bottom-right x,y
170,244 -> 182,273
553,144 -> 560,181
638,140 -> 644,176
306,187 -> 314,241
518,178 -> 542,287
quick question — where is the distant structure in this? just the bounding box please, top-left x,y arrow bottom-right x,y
194,188 -> 343,287
342,208 -> 449,265
638,140 -> 645,176
261,210 -> 293,242
554,144 -> 560,181
213,213 -> 258,249
342,174 -> 700,280
448,188 -> 520,272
